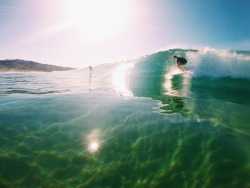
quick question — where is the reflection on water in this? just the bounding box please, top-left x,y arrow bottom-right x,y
163,67 -> 191,97
86,129 -> 101,153
159,68 -> 193,116
112,63 -> 134,96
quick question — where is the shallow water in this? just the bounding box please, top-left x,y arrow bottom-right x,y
0,49 -> 250,188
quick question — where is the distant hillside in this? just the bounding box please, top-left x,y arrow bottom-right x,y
0,59 -> 74,72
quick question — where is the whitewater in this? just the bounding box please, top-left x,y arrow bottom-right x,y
0,48 -> 249,188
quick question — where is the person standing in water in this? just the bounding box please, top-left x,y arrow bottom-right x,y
89,66 -> 93,91
173,56 -> 187,71
89,66 -> 93,72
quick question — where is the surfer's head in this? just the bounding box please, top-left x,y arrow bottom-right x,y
173,55 -> 177,59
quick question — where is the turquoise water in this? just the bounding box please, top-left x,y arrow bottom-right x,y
0,49 -> 250,188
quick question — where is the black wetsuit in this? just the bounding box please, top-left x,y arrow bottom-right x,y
176,57 -> 187,65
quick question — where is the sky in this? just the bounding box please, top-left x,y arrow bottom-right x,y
1,0 -> 250,68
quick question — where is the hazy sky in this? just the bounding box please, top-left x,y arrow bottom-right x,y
1,0 -> 250,68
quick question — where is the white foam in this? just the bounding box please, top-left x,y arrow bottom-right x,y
186,48 -> 250,79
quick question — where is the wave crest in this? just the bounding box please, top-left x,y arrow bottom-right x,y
186,48 -> 250,79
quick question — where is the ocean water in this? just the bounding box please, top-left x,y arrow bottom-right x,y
0,49 -> 250,188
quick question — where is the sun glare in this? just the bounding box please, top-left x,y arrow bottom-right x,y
112,63 -> 134,96
86,129 -> 101,153
88,141 -> 99,153
66,0 -> 129,43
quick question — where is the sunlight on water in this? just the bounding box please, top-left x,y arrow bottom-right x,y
86,129 -> 101,153
88,141 -> 99,153
112,63 -> 134,96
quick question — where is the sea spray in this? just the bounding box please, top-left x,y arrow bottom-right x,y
186,48 -> 250,78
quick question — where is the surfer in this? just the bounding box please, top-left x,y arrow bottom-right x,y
173,56 -> 187,72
